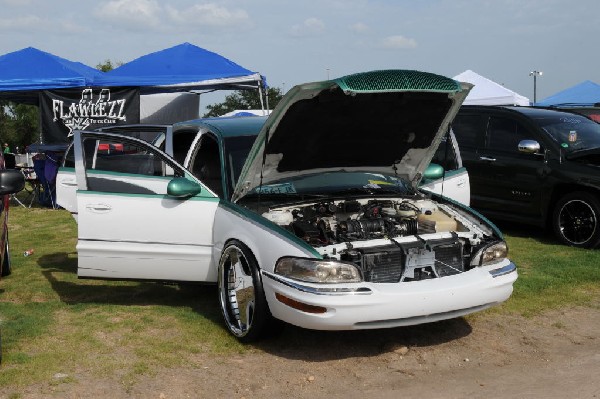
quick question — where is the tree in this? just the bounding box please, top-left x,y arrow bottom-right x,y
96,59 -> 123,72
203,87 -> 284,117
0,100 -> 39,151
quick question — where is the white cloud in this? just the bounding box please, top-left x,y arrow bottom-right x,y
350,22 -> 369,34
379,35 -> 417,49
0,13 -> 87,34
0,14 -> 43,30
94,0 -> 162,29
166,3 -> 250,28
0,0 -> 32,5
94,1 -> 251,32
290,17 -> 325,37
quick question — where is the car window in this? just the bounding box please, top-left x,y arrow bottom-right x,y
487,117 -> 535,153
224,135 -> 258,192
452,114 -> 484,148
190,135 -> 223,197
535,113 -> 600,152
431,134 -> 459,170
172,129 -> 199,165
83,138 -> 166,176
81,136 -> 183,195
63,144 -> 75,167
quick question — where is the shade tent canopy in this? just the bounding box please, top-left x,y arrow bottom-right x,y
536,80 -> 600,107
0,47 -> 104,103
93,42 -> 264,92
0,47 -> 102,91
453,70 -> 530,106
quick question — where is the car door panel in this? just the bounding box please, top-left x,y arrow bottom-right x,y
56,166 -> 78,217
469,116 -> 546,217
73,131 -> 219,283
77,191 -> 219,281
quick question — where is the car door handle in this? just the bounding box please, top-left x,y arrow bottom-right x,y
456,179 -> 466,187
479,156 -> 496,162
59,179 -> 78,187
86,204 -> 112,213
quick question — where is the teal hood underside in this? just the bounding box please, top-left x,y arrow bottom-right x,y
233,70 -> 471,202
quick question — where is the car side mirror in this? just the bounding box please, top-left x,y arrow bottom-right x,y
423,163 -> 445,180
518,140 -> 541,154
0,169 -> 25,195
167,177 -> 202,198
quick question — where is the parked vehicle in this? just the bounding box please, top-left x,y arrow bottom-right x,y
453,105 -> 600,248
0,155 -> 26,278
57,120 -> 470,211
56,70 -> 516,341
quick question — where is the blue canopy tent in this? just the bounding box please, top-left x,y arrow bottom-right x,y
94,42 -> 265,93
536,80 -> 600,107
0,47 -> 103,104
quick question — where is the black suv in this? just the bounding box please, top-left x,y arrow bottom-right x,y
453,105 -> 600,248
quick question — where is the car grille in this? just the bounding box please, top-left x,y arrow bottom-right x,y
433,244 -> 464,277
341,241 -> 465,283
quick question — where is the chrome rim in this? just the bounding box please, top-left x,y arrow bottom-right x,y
558,199 -> 597,245
218,245 -> 256,337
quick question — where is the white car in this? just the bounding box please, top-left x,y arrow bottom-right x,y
57,70 -> 517,341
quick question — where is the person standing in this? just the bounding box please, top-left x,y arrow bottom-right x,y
3,143 -> 11,154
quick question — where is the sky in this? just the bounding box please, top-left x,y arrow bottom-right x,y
1,0 -> 599,107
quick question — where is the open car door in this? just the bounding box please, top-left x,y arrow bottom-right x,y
72,130 -> 220,282
57,125 -> 173,220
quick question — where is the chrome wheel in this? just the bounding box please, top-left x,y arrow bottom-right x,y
218,243 -> 257,338
557,199 -> 597,245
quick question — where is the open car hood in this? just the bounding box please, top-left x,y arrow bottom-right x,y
232,70 -> 471,202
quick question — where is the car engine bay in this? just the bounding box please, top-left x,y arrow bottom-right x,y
261,197 -> 496,283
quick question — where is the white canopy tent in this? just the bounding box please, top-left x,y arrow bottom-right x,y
453,70 -> 530,106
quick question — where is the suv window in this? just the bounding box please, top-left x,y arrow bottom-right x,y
487,116 -> 534,153
452,114 -> 483,148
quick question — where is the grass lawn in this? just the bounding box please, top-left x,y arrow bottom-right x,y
1,205 -> 599,389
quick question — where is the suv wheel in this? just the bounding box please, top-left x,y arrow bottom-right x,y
553,192 -> 600,248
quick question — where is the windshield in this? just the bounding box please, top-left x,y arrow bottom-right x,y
537,114 -> 600,152
224,135 -> 258,191
245,171 -> 413,198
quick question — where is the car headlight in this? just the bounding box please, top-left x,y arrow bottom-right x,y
470,241 -> 508,267
275,257 -> 363,283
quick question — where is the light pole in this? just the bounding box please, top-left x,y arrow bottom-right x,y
529,70 -> 543,104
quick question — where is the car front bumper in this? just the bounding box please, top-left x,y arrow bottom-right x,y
261,260 -> 517,330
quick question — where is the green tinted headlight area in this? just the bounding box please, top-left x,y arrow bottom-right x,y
471,241 -> 509,267
275,257 -> 362,284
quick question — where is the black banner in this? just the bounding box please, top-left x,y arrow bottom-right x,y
40,87 -> 140,144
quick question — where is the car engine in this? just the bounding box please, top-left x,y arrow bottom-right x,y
262,197 -> 492,283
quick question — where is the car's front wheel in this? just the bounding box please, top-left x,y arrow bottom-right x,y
1,236 -> 11,277
217,240 -> 276,342
552,192 -> 600,248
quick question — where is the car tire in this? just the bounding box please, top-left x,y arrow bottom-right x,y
1,236 -> 11,277
217,240 -> 277,342
552,192 -> 600,248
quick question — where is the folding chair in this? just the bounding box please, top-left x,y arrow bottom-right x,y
5,153 -> 36,208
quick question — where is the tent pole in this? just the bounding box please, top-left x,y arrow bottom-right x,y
38,92 -> 43,144
257,80 -> 266,115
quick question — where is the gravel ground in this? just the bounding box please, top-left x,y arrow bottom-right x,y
5,301 -> 600,399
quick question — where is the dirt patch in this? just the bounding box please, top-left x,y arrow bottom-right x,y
6,304 -> 600,399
